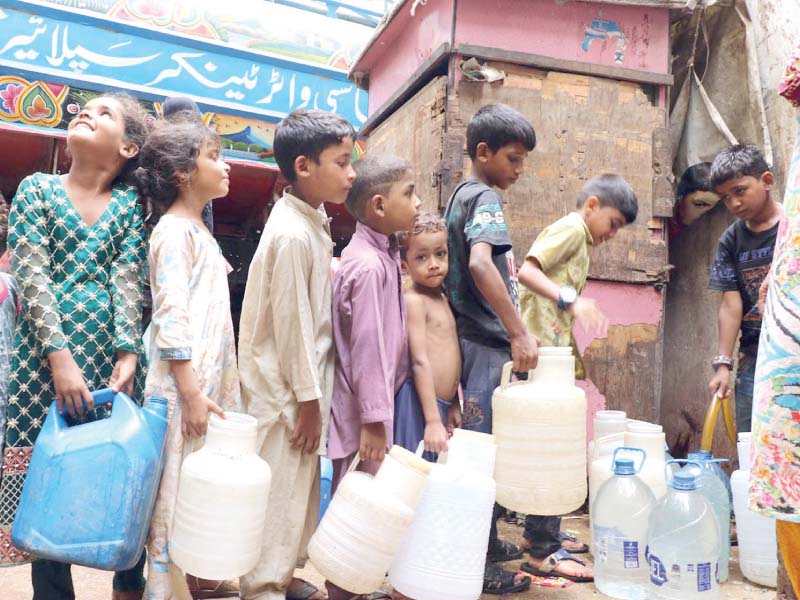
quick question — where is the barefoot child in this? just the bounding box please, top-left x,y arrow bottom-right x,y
516,173 -> 638,584
238,109 -> 356,600
394,212 -> 461,460
134,115 -> 240,599
326,154 -> 421,600
0,93 -> 149,599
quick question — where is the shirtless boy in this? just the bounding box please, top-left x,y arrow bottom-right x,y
394,211 -> 462,460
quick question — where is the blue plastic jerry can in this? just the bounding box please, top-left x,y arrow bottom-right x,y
319,456 -> 333,522
12,390 -> 169,571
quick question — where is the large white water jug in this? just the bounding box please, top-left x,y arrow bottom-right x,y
308,446 -> 431,594
374,445 -> 430,510
492,348 -> 586,515
731,433 -> 777,587
170,412 -> 271,580
590,422 -> 668,513
647,462 -> 720,599
593,449 -> 656,600
445,428 -> 496,477
390,435 -> 496,600
687,452 -> 730,583
588,410 -> 627,461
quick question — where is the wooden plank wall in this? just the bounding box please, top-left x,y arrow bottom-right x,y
365,77 -> 448,213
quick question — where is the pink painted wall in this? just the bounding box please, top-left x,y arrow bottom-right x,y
574,280 -> 664,440
454,0 -> 670,76
356,0 -> 455,113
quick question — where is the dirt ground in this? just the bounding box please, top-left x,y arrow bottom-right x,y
0,514 -> 775,599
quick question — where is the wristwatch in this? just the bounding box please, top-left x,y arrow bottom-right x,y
711,355 -> 734,371
557,285 -> 578,311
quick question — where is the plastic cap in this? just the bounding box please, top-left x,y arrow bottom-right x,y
695,449 -> 712,460
613,457 -> 635,475
673,470 -> 697,490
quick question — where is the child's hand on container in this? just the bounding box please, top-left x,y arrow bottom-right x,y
49,348 -> 94,417
424,420 -> 449,453
446,402 -> 462,436
109,350 -> 138,396
290,399 -> 322,455
571,297 -> 609,338
360,422 -> 386,462
181,390 -> 224,438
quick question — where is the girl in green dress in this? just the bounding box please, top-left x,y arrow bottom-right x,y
0,93 -> 149,600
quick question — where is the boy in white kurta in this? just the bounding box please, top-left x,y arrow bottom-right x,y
238,109 -> 356,600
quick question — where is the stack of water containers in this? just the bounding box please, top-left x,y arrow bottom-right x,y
731,433 -> 777,587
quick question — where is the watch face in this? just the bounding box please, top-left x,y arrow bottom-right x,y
561,286 -> 578,304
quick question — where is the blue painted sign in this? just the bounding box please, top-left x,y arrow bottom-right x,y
0,4 -> 368,126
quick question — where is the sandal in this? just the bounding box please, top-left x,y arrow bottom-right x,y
483,563 -> 532,595
186,575 -> 240,599
487,539 -> 524,562
344,593 -> 392,600
559,531 -> 589,554
520,548 -> 594,583
287,579 -> 326,600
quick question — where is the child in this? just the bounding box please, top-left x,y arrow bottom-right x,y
134,114 -> 241,599
394,212 -> 462,460
238,109 -> 356,600
669,163 -> 720,240
707,144 -> 781,434
443,103 -> 536,596
0,93 -> 149,599
326,154 -> 420,600
516,173 -> 638,583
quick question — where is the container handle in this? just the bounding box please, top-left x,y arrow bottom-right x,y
51,388 -> 130,430
664,458 -> 702,489
500,361 -> 514,391
612,446 -> 646,474
591,432 -> 625,462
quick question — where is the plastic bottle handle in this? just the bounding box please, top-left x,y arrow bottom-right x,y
612,446 -> 647,474
51,388 -> 129,432
591,432 -> 625,462
500,361 -> 536,390
664,458 -> 703,488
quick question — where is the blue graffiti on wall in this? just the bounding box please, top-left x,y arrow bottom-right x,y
0,5 -> 368,125
581,18 -> 626,64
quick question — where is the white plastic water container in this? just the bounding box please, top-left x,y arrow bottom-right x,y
170,412 -> 271,579
731,433 -> 777,587
588,410 -> 627,461
492,348 -> 587,515
592,449 -> 656,600
590,421 -> 668,514
445,428 -> 496,477
389,436 -> 496,600
308,446 -> 430,594
687,452 -> 730,583
647,462 -> 720,599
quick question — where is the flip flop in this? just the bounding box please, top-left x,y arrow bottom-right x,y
483,563 -> 532,595
559,531 -> 590,554
187,578 -> 240,599
344,593 -> 392,600
520,549 -> 594,583
487,539 -> 524,562
286,580 -> 326,600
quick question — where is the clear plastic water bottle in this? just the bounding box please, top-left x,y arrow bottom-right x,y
593,448 -> 656,599
647,461 -> 720,599
687,452 -> 730,582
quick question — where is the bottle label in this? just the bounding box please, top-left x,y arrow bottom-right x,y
697,562 -> 712,592
623,541 -> 639,569
648,552 -> 667,586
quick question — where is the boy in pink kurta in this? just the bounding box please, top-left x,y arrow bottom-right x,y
326,155 -> 421,600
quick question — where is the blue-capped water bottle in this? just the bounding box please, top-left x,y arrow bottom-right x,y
593,447 -> 656,599
646,460 -> 720,599
687,452 -> 730,582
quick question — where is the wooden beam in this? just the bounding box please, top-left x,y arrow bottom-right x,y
571,0 -> 732,7
457,44 -> 674,86
357,42 -> 451,136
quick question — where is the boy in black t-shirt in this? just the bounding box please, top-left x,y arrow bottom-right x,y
445,104 -> 546,595
708,144 -> 782,433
